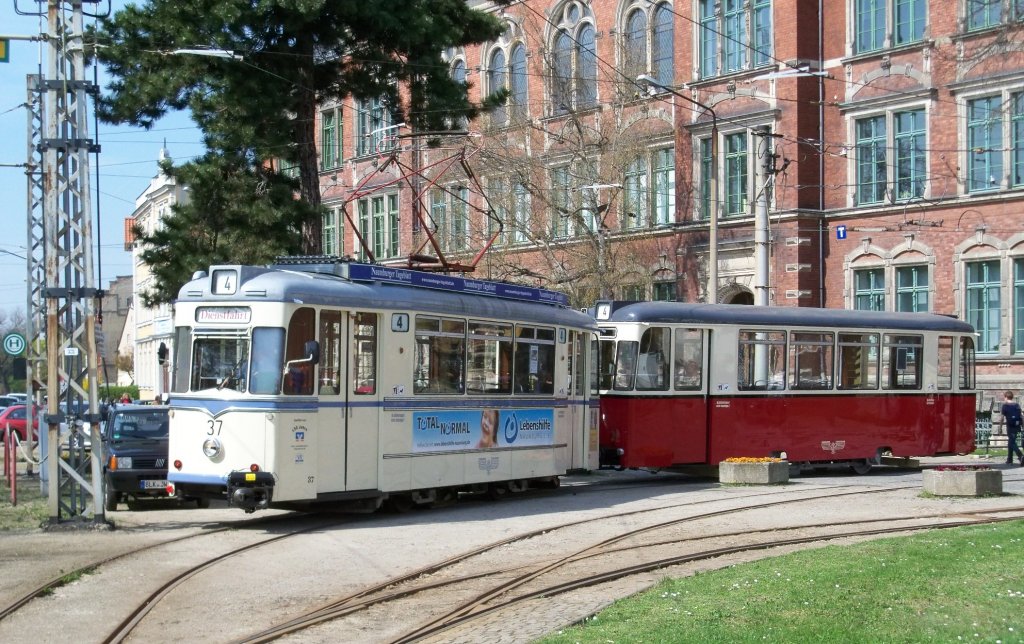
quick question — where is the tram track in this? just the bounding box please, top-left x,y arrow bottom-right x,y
234,482 -> 940,643
0,511 -> 335,626
102,515 -> 347,644
9,473 -> 1022,643
0,480 -> 833,633
96,485 -> 842,643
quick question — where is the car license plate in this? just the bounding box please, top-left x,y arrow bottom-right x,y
141,479 -> 168,490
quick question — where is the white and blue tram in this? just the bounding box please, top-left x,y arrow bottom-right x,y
167,258 -> 599,512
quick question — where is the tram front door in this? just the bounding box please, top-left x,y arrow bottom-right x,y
315,309 -> 380,494
567,331 -> 597,471
345,311 -> 380,490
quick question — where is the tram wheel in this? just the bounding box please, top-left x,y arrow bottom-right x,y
433,490 -> 457,507
194,497 -> 211,509
851,459 -> 873,475
507,479 -> 528,494
487,483 -> 509,500
385,494 -> 415,513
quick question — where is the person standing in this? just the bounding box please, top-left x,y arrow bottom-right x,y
1000,390 -> 1024,466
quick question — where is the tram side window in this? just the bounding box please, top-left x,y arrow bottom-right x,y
882,334 -> 922,390
788,332 -> 834,390
959,336 -> 976,390
250,327 -> 285,394
171,326 -> 190,393
937,336 -> 953,391
837,333 -> 879,390
613,341 -> 639,391
467,321 -> 512,394
353,313 -> 377,395
414,316 -> 465,394
737,330 -> 786,391
636,327 -> 670,391
598,337 -> 616,390
514,326 -> 555,394
283,307 -> 316,396
673,328 -> 703,390
319,310 -> 343,395
590,336 -> 601,395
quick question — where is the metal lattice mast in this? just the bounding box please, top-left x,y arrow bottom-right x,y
42,0 -> 103,523
25,73 -> 45,477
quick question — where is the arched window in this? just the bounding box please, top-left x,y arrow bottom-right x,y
622,1 -> 674,87
651,3 -> 674,85
450,58 -> 468,129
452,59 -> 466,85
550,1 -> 597,115
509,44 -> 528,120
553,31 -> 573,114
577,24 -> 597,107
488,49 -> 507,125
624,10 -> 647,81
484,21 -> 529,128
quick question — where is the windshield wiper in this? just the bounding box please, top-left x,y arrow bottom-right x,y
217,355 -> 249,390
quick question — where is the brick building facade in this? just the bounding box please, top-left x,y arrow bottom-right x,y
316,0 -> 1024,399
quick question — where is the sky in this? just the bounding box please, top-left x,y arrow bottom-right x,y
0,1 -> 205,316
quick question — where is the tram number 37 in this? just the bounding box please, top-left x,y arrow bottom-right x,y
207,419 -> 223,435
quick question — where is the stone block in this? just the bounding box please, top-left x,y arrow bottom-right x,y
719,461 -> 789,485
923,469 -> 1002,496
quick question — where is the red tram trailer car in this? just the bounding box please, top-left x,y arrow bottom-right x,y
593,301 -> 977,474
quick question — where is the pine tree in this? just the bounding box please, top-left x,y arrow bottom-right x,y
92,0 -> 507,302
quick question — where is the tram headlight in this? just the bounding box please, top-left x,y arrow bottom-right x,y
202,437 -> 223,458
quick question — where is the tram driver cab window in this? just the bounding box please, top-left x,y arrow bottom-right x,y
636,327 -> 669,391
284,307 -> 317,396
614,342 -> 639,390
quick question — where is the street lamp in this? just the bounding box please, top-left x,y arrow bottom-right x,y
170,48 -> 243,61
636,74 -> 719,304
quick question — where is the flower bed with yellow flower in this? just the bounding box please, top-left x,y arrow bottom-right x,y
723,457 -> 783,464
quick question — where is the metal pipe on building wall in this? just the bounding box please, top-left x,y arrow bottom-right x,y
754,128 -> 771,307
818,0 -> 826,307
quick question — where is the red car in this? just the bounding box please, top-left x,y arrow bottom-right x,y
0,405 -> 40,442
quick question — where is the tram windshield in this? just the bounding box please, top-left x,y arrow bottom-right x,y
191,336 -> 250,391
185,328 -> 285,394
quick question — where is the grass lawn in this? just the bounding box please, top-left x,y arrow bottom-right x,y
0,449 -> 49,530
544,520 -> 1024,643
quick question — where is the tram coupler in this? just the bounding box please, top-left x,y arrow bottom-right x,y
227,471 -> 275,513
